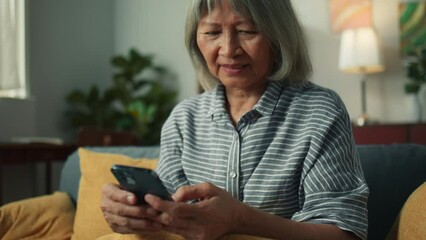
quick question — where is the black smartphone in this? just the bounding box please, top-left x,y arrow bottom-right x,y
111,164 -> 172,204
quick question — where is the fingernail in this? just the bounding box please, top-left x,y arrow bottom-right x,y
144,194 -> 154,202
127,195 -> 135,204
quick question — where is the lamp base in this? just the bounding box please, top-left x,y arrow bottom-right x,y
355,113 -> 369,126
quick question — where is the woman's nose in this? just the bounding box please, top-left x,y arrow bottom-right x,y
218,33 -> 242,57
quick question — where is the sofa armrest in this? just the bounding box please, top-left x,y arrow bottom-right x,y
357,144 -> 426,240
0,191 -> 75,239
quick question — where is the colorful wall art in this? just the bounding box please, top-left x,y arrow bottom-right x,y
400,2 -> 426,56
329,0 -> 372,33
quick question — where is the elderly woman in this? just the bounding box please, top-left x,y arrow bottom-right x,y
101,1 -> 369,239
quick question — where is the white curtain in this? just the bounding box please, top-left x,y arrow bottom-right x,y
0,0 -> 21,90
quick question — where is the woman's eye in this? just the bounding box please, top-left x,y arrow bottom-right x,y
204,31 -> 220,36
238,30 -> 257,35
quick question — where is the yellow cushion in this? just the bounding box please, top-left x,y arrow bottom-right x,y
71,148 -> 159,240
387,182 -> 426,240
96,232 -> 183,240
0,191 -> 75,240
97,233 -> 270,240
73,148 -> 270,240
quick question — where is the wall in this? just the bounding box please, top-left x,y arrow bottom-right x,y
30,0 -> 115,141
292,0 -> 410,123
1,0 -> 114,204
0,0 -> 114,142
114,0 -> 195,101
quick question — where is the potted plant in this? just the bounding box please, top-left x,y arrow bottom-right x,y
405,47 -> 426,122
65,48 -> 177,145
406,48 -> 426,93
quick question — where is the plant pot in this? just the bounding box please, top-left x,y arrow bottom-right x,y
404,93 -> 422,123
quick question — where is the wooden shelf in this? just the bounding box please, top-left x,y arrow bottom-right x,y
352,123 -> 426,145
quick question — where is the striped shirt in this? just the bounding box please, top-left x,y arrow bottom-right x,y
157,81 -> 369,239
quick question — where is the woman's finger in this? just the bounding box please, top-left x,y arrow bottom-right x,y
102,183 -> 137,204
145,194 -> 196,218
101,194 -> 152,218
172,182 -> 219,202
144,194 -> 199,229
104,211 -> 163,233
156,211 -> 194,229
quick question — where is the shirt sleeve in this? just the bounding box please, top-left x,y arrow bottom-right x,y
291,93 -> 369,240
155,104 -> 190,195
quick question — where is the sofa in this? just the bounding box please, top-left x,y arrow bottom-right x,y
1,144 -> 425,239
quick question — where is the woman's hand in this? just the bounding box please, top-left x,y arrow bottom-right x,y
145,182 -> 245,240
100,183 -> 163,234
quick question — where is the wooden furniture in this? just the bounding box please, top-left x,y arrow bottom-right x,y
0,131 -> 140,204
352,123 -> 426,145
77,128 -> 139,146
0,143 -> 77,204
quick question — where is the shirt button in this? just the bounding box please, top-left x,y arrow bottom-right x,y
230,171 -> 237,178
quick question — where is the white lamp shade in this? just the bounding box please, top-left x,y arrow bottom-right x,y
339,27 -> 385,74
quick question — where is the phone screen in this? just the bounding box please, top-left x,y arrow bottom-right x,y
111,164 -> 172,204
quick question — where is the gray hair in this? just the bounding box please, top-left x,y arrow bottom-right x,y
185,0 -> 312,90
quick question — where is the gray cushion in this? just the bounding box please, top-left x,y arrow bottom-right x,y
59,146 -> 160,204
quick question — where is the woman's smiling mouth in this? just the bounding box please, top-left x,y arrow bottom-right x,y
220,64 -> 248,74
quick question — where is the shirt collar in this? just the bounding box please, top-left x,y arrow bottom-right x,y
207,81 -> 285,122
205,84 -> 228,124
252,80 -> 285,117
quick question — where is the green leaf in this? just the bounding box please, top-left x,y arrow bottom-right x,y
111,56 -> 128,68
87,85 -> 100,108
405,82 -> 421,94
66,90 -> 87,105
153,66 -> 167,74
103,88 -> 117,103
130,48 -> 142,61
64,47 -> 178,145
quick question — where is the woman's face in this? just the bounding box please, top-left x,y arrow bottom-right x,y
196,1 -> 273,91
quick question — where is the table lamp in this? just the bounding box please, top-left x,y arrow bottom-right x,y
339,27 -> 385,126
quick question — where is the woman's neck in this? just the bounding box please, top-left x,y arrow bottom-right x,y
225,84 -> 267,126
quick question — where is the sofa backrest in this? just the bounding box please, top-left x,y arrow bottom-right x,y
357,144 -> 426,240
59,144 -> 426,240
59,146 -> 161,205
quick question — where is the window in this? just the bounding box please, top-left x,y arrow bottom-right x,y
0,0 -> 27,99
